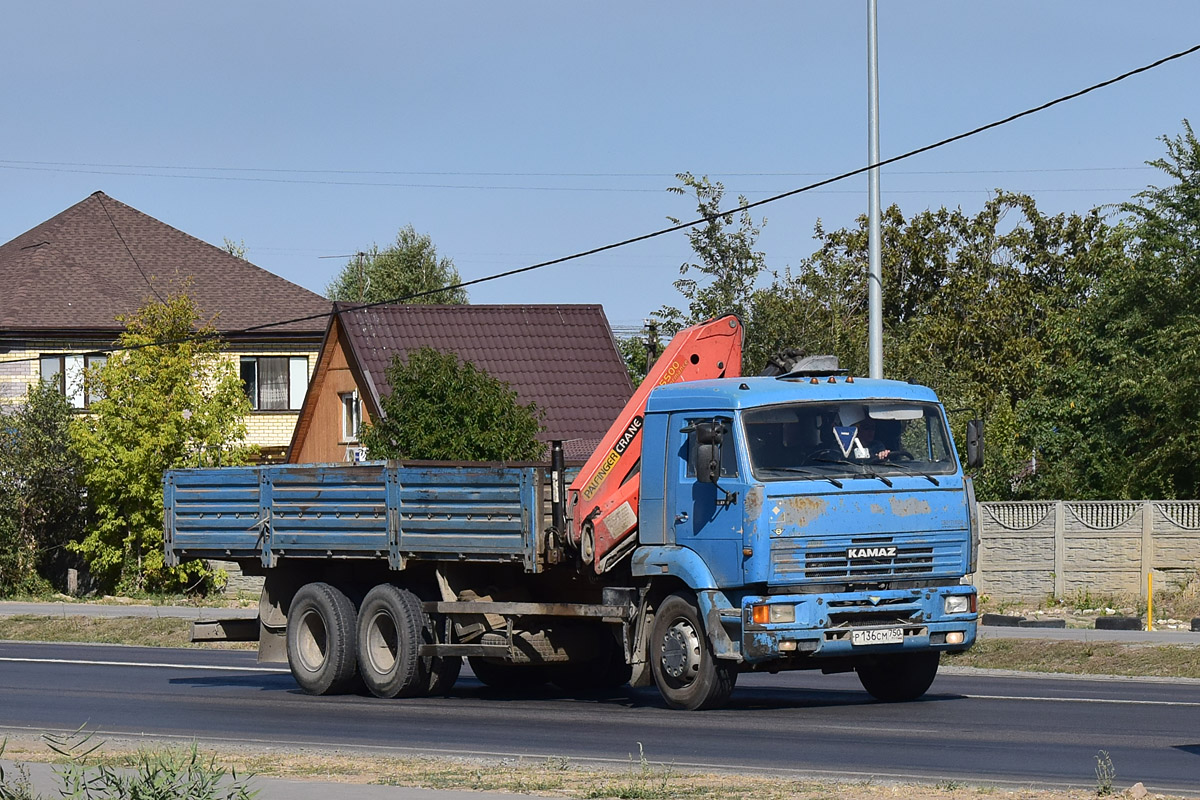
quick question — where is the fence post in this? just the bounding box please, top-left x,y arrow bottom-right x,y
1053,500 -> 1066,599
1141,500 -> 1154,599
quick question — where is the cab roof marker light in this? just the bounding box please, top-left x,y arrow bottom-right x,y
847,376 -> 854,383
810,377 -> 819,385
827,376 -> 837,384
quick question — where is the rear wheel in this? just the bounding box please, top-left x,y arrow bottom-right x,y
286,582 -> 359,695
856,651 -> 940,702
649,592 -> 736,710
426,651 -> 463,695
406,591 -> 461,695
356,584 -> 425,698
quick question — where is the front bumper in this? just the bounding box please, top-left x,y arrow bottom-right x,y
740,585 -> 977,663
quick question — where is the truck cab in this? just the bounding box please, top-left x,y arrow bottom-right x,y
631,374 -> 979,707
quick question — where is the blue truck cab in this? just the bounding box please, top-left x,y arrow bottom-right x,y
630,374 -> 978,702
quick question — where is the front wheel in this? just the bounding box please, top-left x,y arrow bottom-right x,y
856,651 -> 940,702
649,593 -> 736,710
286,582 -> 359,695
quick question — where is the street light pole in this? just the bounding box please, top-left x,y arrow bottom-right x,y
867,0 -> 883,379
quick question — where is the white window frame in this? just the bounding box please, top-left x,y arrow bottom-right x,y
240,356 -> 309,411
341,390 -> 362,443
39,353 -> 107,409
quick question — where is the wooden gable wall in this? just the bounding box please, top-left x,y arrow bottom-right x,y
285,316 -> 373,464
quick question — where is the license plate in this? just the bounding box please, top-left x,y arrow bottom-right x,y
851,627 -> 904,646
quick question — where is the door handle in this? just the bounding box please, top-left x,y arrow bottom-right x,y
674,512 -> 689,525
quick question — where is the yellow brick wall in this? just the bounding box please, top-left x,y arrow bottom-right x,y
0,345 -> 39,407
0,341 -> 318,451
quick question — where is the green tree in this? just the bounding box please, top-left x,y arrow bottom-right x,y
616,335 -> 649,387
70,290 -> 253,593
361,348 -> 543,461
615,323 -> 664,387
222,238 -> 247,260
742,193 -> 1118,499
1023,121 -> 1200,499
0,381 -> 86,595
657,173 -> 768,342
326,225 -> 468,305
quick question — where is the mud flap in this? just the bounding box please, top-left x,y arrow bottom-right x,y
628,599 -> 655,687
697,589 -> 743,662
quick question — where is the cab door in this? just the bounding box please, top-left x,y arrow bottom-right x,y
665,413 -> 746,588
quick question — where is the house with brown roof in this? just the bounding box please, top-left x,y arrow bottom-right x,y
287,303 -> 633,464
0,191 -> 332,460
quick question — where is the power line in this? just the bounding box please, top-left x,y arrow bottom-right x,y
0,162 -> 1164,194
95,193 -> 166,303
2,41 -> 1197,368
0,158 -> 1162,179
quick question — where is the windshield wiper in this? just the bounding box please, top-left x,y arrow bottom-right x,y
861,470 -> 893,487
767,466 -> 843,488
809,457 -> 896,487
881,461 -> 941,486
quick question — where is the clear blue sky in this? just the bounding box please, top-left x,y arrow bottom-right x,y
3,2 -> 1198,336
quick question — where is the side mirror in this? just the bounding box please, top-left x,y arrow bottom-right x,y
965,419 -> 984,469
693,420 -> 724,484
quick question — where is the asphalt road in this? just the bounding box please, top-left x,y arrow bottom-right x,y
1,641 -> 1198,796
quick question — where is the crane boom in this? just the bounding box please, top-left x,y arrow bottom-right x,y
568,315 -> 743,573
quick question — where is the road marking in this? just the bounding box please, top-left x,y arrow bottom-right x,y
0,656 -> 288,673
966,693 -> 1200,707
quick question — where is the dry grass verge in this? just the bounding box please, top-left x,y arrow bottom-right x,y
0,615 -> 254,650
946,638 -> 1200,679
0,734 -> 1184,800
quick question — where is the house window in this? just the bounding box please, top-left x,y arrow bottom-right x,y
241,356 -> 308,411
39,353 -> 107,409
341,391 -> 362,442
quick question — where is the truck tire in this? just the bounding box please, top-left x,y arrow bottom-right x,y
549,632 -> 632,693
468,657 -> 548,691
286,582 -> 359,695
856,651 -> 940,702
426,652 -> 463,695
356,584 -> 426,698
649,592 -> 736,710
401,589 -> 462,695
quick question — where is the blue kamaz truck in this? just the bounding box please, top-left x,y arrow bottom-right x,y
164,317 -> 980,710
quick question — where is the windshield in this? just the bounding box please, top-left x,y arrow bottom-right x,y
743,401 -> 956,481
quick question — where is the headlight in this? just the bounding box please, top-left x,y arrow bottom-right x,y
944,595 -> 972,614
751,603 -> 796,624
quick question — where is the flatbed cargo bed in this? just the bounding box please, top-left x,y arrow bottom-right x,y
164,461 -> 552,572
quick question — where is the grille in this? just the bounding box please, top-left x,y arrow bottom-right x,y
771,533 -> 964,583
828,609 -> 918,627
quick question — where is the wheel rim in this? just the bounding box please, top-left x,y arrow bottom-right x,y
365,609 -> 399,675
659,617 -> 702,687
296,608 -> 328,672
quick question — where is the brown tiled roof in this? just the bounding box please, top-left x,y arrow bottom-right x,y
338,303 -> 633,456
0,192 -> 330,336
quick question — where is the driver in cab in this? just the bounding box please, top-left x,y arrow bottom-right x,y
850,417 -> 891,461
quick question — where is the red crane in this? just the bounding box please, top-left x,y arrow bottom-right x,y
568,315 -> 743,573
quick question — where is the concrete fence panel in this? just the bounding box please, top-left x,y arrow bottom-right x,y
978,500 -> 1200,601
